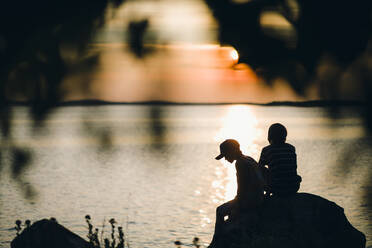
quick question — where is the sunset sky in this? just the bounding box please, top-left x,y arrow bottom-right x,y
61,0 -> 311,103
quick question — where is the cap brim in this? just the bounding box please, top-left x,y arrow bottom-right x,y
215,154 -> 224,160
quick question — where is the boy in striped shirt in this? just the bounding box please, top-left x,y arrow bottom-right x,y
258,123 -> 302,197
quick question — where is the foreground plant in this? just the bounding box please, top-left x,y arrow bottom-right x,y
174,237 -> 202,248
14,219 -> 32,236
86,215 -> 126,248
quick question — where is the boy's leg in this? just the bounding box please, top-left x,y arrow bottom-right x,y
209,200 -> 235,248
215,200 -> 234,234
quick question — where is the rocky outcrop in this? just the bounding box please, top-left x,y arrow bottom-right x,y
209,193 -> 366,248
11,219 -> 89,248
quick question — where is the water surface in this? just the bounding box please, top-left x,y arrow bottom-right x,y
0,105 -> 371,247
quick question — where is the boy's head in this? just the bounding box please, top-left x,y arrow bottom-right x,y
268,123 -> 287,144
215,139 -> 241,163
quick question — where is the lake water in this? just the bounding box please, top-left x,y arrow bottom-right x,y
0,105 -> 371,247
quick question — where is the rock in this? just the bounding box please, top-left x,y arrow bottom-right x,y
209,193 -> 366,248
11,219 -> 90,248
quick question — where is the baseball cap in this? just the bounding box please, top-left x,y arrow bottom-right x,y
215,139 -> 240,160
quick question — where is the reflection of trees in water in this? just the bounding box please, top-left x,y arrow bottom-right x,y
0,0 -> 371,214
149,105 -> 166,149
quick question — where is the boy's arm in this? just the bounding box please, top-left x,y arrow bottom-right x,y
257,149 -> 270,193
258,148 -> 269,173
258,149 -> 266,167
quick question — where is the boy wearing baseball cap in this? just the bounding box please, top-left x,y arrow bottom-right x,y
210,139 -> 265,248
215,139 -> 265,204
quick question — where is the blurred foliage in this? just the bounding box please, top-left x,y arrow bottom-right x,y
128,19 -> 150,58
0,0 -> 371,211
0,0 -> 126,198
205,0 -> 371,97
0,0 -> 125,124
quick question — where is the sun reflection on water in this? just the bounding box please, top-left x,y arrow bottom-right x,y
213,105 -> 262,203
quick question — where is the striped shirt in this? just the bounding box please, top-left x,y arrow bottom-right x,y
258,143 -> 301,196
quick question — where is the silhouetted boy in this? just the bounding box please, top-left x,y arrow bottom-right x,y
210,139 -> 265,248
258,123 -> 301,197
215,139 -> 265,208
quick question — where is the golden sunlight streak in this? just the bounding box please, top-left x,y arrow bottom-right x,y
213,105 -> 262,202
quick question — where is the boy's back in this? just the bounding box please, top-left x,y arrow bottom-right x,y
259,142 -> 301,196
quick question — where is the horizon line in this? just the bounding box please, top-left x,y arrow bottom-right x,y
7,99 -> 366,108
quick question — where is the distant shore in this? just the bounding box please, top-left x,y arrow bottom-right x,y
7,99 -> 366,108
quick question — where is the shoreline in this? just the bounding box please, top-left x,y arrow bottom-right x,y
7,99 -> 366,108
